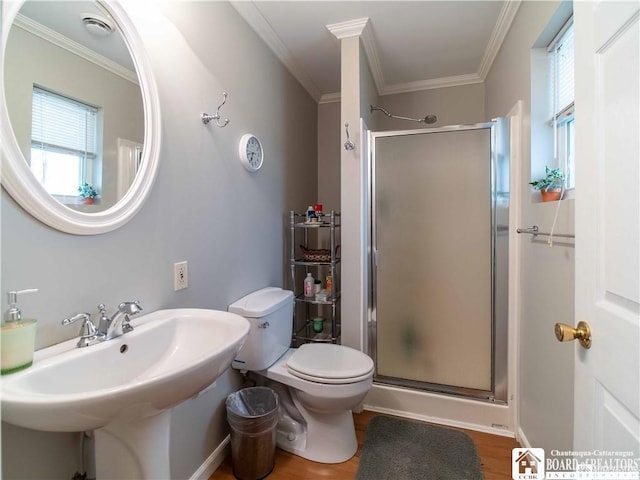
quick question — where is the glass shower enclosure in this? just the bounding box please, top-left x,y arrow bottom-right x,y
369,120 -> 509,402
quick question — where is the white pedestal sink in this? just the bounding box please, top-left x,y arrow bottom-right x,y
0,308 -> 250,479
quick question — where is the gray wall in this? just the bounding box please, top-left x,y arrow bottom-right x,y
484,0 -> 575,451
372,83 -> 485,131
317,101 -> 340,212
1,1 -> 317,478
359,45 -> 380,131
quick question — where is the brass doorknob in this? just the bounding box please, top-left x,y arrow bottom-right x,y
555,321 -> 592,349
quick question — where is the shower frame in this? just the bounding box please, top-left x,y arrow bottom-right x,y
367,120 -> 509,404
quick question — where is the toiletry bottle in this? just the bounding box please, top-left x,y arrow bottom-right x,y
1,289 -> 38,375
325,275 -> 333,293
303,273 -> 315,297
306,206 -> 317,223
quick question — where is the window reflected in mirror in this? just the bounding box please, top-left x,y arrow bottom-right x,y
30,86 -> 102,201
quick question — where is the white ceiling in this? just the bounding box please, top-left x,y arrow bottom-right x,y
231,1 -> 522,103
15,1 -> 521,104
16,1 -> 135,73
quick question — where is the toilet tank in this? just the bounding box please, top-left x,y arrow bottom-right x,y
228,287 -> 294,371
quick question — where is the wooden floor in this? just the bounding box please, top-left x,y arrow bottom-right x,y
210,410 -> 520,479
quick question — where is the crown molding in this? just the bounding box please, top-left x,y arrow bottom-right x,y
230,1 -> 321,102
328,17 -> 385,94
343,12 -> 506,97
326,18 -> 369,40
379,73 -> 484,96
477,0 -> 522,80
359,20 -> 385,95
232,1 -> 521,103
319,92 -> 341,104
327,2 -> 520,96
14,13 -> 138,85
358,22 -> 485,95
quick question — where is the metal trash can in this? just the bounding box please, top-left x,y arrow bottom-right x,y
226,387 -> 280,480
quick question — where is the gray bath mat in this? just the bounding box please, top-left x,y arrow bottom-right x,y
356,415 -> 484,480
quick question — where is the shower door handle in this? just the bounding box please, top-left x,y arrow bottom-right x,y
554,321 -> 592,349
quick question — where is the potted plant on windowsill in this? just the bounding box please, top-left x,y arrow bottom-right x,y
530,166 -> 565,202
78,182 -> 98,205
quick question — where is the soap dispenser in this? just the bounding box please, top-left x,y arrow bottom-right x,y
1,289 -> 38,375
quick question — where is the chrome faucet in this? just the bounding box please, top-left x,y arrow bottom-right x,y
63,301 -> 142,347
99,301 -> 142,340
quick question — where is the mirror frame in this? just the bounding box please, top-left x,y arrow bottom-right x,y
0,1 -> 161,235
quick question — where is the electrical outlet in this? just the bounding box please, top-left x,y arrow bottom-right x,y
174,261 -> 188,291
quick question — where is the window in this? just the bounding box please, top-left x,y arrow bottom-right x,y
549,20 -> 575,188
30,86 -> 100,197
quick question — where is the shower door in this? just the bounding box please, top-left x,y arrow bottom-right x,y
370,121 -> 509,401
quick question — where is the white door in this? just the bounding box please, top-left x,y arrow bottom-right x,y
117,138 -> 143,200
573,0 -> 639,461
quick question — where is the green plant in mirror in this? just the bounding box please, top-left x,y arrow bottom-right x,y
78,182 -> 98,199
529,166 -> 565,190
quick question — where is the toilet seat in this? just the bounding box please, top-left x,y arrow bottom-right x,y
286,368 -> 373,384
287,344 -> 374,384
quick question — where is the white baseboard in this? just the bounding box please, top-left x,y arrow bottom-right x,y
516,426 -> 531,448
189,435 -> 230,480
364,384 -> 515,438
364,404 -> 515,438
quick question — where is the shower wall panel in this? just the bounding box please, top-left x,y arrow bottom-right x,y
374,129 -> 492,391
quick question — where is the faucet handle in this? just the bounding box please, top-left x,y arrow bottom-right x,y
63,313 -> 98,347
96,304 -> 110,334
118,300 -> 143,314
62,312 -> 92,327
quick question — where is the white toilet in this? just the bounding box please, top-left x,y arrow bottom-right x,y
229,287 -> 374,464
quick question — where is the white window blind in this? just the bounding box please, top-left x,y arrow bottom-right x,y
31,86 -> 98,157
547,19 -> 575,180
550,21 -> 575,120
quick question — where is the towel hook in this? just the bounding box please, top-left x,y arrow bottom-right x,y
344,123 -> 355,151
202,92 -> 230,127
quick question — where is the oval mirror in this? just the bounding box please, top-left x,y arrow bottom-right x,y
1,1 -> 161,235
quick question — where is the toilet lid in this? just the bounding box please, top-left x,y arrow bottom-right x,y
287,344 -> 374,383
